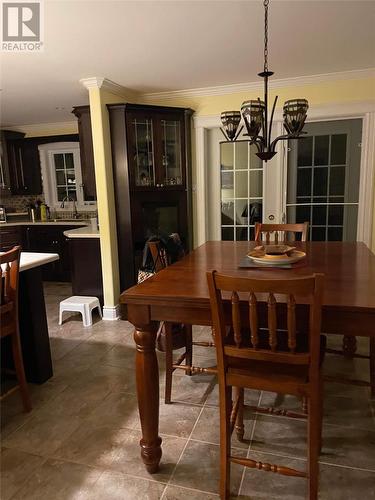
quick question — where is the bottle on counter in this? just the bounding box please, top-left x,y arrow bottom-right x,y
40,203 -> 47,222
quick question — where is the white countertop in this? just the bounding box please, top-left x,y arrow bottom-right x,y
1,221 -> 88,227
1,252 -> 59,272
63,226 -> 100,239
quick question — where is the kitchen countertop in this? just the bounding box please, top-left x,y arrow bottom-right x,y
63,226 -> 100,239
1,251 -> 59,272
0,221 -> 88,227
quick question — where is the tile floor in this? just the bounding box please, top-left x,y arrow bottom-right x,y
1,283 -> 374,499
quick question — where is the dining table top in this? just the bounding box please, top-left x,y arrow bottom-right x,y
120,241 -> 375,313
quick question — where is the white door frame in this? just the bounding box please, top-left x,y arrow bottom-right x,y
194,101 -> 375,248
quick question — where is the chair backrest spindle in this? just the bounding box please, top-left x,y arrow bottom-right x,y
255,222 -> 309,243
249,292 -> 258,348
231,291 -> 242,347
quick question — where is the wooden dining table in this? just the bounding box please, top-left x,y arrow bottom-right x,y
120,241 -> 375,474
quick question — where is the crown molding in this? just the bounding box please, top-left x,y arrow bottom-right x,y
141,68 -> 375,101
80,77 -> 139,100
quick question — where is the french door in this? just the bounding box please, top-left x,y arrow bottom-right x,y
216,119 -> 363,242
285,119 -> 362,241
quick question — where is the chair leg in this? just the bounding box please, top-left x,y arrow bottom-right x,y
307,391 -> 320,500
370,337 -> 375,398
11,330 -> 32,412
234,387 -> 245,442
185,324 -> 193,377
164,323 -> 173,404
58,307 -> 63,325
219,384 -> 232,500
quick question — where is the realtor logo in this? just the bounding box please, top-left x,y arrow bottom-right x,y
2,0 -> 44,51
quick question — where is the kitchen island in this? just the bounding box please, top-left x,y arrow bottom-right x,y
2,252 -> 59,384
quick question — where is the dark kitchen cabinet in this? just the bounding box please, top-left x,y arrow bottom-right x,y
1,132 -> 80,196
108,103 -> 193,291
25,224 -> 85,281
7,139 -> 42,195
72,106 -> 96,201
0,226 -> 24,251
0,131 -> 25,193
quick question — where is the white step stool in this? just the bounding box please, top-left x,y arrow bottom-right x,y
59,296 -> 102,327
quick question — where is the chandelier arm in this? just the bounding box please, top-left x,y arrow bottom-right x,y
249,137 -> 263,154
268,95 -> 278,148
269,134 -> 291,152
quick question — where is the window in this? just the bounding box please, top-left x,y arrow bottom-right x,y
38,142 -> 96,212
220,141 -> 263,241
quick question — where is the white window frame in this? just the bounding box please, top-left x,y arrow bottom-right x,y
38,142 -> 97,212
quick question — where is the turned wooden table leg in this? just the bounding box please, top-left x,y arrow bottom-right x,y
343,335 -> 357,358
129,305 -> 162,474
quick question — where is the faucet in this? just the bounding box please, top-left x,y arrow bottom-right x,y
60,195 -> 78,219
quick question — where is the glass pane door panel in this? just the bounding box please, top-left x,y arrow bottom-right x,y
286,119 -> 362,242
161,120 -> 182,185
220,141 -> 263,241
133,119 -> 155,187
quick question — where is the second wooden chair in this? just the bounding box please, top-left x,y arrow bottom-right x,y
207,271 -> 325,500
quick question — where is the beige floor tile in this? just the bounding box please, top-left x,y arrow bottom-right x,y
10,458 -> 103,500
171,440 -> 245,495
2,412 -> 83,456
54,420 -> 187,482
83,470 -> 166,499
320,463 -> 375,499
134,401 -> 202,438
170,373 -> 217,405
163,484 -> 219,499
190,405 -> 253,449
250,414 -> 307,459
0,447 -> 46,500
86,391 -> 140,429
321,423 -> 375,470
323,395 -> 375,431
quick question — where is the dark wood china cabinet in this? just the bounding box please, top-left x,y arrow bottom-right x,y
108,103 -> 194,291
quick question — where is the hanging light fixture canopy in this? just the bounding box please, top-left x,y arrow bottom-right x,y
220,0 -> 309,161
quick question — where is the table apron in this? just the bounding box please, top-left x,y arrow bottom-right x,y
149,304 -> 375,338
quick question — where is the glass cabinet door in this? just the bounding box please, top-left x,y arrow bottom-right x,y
161,119 -> 182,186
132,118 -> 155,187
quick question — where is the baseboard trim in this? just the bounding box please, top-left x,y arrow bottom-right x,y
102,305 -> 121,321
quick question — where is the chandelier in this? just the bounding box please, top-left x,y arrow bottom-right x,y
220,0 -> 309,162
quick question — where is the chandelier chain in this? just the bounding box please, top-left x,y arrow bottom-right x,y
264,0 -> 269,72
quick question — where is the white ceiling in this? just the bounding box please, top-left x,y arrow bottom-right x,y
1,0 -> 374,126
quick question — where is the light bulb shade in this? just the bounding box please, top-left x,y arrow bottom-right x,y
221,111 -> 241,140
283,99 -> 309,135
241,100 -> 265,138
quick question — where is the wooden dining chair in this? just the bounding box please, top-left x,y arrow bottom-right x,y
148,240 -> 216,404
255,222 -> 309,243
207,271 -> 325,500
0,246 -> 32,412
